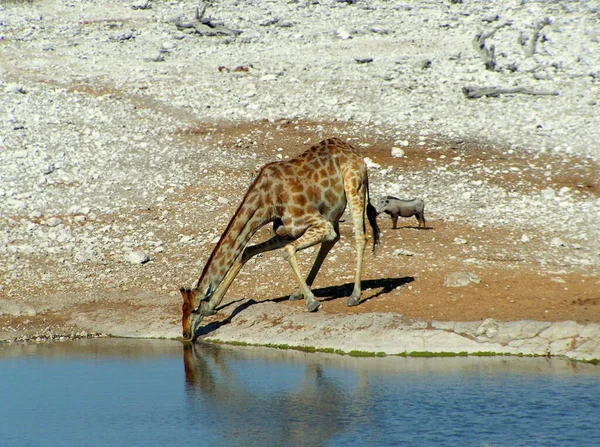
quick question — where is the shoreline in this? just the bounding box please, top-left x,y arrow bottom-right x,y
4,300 -> 598,364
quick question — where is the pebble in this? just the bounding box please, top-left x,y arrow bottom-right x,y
444,272 -> 481,288
391,147 -> 405,158
0,0 -> 599,306
124,251 -> 150,265
392,248 -> 415,257
45,217 -> 62,227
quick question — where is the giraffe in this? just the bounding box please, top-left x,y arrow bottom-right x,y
181,137 -> 380,340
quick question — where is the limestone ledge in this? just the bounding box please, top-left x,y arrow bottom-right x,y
204,302 -> 600,362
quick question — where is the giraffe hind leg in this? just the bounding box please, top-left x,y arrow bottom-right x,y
344,176 -> 368,307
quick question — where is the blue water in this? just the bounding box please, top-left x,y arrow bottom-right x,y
1,340 -> 599,447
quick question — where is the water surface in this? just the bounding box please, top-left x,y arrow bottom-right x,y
1,339 -> 599,446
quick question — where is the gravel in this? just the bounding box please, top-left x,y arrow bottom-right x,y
1,0 -> 599,322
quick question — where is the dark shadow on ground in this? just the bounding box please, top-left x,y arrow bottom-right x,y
194,276 -> 414,338
389,225 -> 432,231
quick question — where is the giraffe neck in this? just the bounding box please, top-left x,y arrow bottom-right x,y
194,183 -> 271,305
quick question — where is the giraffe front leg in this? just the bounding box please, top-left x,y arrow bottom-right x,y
284,245 -> 320,312
283,221 -> 336,312
289,225 -> 340,301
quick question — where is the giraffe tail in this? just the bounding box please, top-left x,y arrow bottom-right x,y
365,175 -> 380,253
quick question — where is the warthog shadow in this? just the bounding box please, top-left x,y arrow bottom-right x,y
195,276 -> 414,337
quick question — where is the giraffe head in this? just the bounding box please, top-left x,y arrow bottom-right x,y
180,284 -> 216,340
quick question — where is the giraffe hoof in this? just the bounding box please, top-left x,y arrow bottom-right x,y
346,296 -> 360,307
306,299 -> 321,312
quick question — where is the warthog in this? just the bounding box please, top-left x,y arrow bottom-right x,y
376,196 -> 426,229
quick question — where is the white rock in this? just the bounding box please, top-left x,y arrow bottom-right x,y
444,271 -> 481,287
124,251 -> 150,265
550,237 -> 565,248
363,157 -> 380,168
45,217 -> 62,227
541,188 -> 556,200
391,147 -> 405,158
260,74 -> 278,82
336,27 -> 351,40
520,234 -> 530,243
5,83 -> 25,94
392,248 -> 415,257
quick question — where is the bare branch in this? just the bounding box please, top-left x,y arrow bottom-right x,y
525,17 -> 552,57
472,21 -> 512,71
462,85 -> 559,99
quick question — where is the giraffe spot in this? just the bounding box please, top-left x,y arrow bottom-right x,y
261,179 -> 273,191
291,206 -> 305,217
278,193 -> 289,204
305,185 -> 320,200
298,166 -> 312,177
293,193 -> 307,207
282,164 -> 294,177
270,168 -> 282,180
320,178 -> 330,188
290,179 -> 303,194
325,189 -> 338,205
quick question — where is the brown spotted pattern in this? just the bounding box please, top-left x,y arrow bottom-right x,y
181,138 -> 380,339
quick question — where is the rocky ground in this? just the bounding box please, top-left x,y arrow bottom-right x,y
0,1 -> 599,357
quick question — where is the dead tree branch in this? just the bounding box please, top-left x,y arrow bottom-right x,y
524,17 -> 552,57
176,2 -> 242,37
462,85 -> 559,99
472,21 -> 512,71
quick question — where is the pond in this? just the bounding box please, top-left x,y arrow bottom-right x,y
1,339 -> 599,447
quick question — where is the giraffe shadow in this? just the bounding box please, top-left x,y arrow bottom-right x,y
195,276 -> 414,338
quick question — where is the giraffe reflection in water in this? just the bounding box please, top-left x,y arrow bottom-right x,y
183,343 -> 372,445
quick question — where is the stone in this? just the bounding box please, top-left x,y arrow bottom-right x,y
45,217 -> 62,227
0,300 -> 36,317
336,27 -> 351,40
541,187 -> 556,200
391,147 -> 405,158
363,157 -> 380,168
444,271 -> 481,287
392,248 -> 415,257
124,251 -> 150,265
